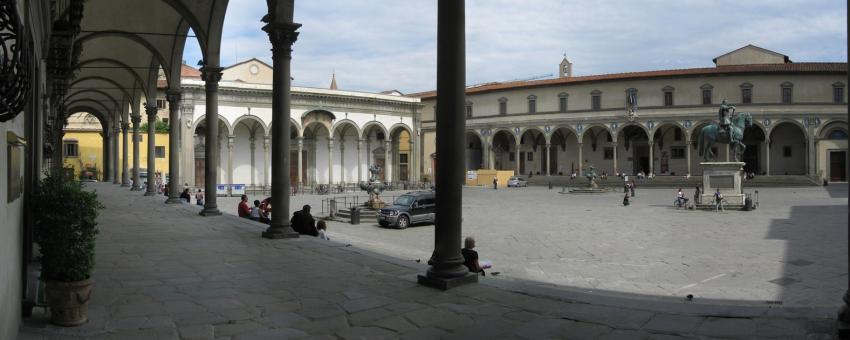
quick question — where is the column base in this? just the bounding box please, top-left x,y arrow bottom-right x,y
199,208 -> 222,216
262,225 -> 299,239
164,197 -> 183,204
838,295 -> 850,339
417,272 -> 478,290
143,191 -> 157,196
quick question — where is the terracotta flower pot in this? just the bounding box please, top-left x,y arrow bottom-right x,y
44,278 -> 93,326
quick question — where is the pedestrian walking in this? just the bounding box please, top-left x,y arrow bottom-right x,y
493,177 -> 498,190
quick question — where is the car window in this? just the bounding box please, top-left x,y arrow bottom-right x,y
421,198 -> 434,205
394,195 -> 415,206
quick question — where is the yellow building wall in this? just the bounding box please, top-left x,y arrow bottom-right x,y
63,131 -> 170,180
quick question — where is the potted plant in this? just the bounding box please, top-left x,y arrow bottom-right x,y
33,175 -> 103,326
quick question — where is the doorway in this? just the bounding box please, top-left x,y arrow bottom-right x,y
829,151 -> 847,182
194,158 -> 205,188
634,145 -> 649,174
743,144 -> 760,174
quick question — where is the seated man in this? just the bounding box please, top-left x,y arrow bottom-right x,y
461,237 -> 491,276
291,204 -> 318,236
237,194 -> 252,218
250,199 -> 270,223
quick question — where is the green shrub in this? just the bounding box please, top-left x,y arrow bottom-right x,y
33,175 -> 103,282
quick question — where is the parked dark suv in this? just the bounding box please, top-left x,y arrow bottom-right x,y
377,191 -> 435,229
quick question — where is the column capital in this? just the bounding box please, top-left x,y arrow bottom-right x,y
122,123 -> 129,132
545,143 -> 552,148
327,137 -> 334,147
131,114 -> 141,125
145,105 -> 157,120
263,22 -> 301,59
165,89 -> 182,104
358,139 -> 364,147
263,135 -> 270,149
227,135 -> 235,147
200,66 -> 224,83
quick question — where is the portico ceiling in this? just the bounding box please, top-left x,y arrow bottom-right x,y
64,0 -> 231,123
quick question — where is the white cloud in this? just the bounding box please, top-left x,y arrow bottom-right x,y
182,0 -> 847,94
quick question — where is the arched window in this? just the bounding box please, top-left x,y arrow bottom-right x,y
828,129 -> 848,140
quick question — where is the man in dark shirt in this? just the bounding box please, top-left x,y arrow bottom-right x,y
237,195 -> 252,218
461,237 -> 486,276
291,204 -> 318,236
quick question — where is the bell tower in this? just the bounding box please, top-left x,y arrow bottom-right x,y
559,54 -> 572,78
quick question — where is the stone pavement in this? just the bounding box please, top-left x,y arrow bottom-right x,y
219,185 -> 848,308
18,183 -> 840,339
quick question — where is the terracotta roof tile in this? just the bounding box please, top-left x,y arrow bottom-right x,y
409,62 -> 848,99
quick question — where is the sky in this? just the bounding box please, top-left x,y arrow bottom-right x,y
182,1 -> 847,94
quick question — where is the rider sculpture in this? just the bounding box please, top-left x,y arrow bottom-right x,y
698,100 -> 752,162
717,99 -> 736,143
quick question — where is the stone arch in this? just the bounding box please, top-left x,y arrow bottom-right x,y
191,114 -> 233,137
74,32 -> 172,84
268,117 -> 302,137
73,59 -> 145,98
768,120 -> 808,175
64,89 -> 120,111
817,120 -> 848,139
466,131 -> 484,171
232,115 -> 268,137
332,119 -> 363,139
616,122 -> 650,142
491,129 -> 517,171
768,119 -> 808,140
69,76 -> 138,102
361,121 -> 390,140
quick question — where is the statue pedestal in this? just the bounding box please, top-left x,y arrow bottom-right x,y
699,162 -> 745,208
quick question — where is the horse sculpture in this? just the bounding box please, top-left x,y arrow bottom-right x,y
697,111 -> 753,162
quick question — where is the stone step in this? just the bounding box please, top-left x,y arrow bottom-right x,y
523,175 -> 818,188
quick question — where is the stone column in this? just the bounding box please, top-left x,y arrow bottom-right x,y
199,66 -> 224,216
263,135 -> 270,188
357,139 -> 363,182
103,130 -> 112,183
384,140 -> 391,182
545,143 -> 551,176
765,138 -> 771,176
648,141 -> 654,176
121,123 -> 130,186
685,137 -> 692,176
227,136 -> 234,191
112,125 -> 120,184
328,138 -> 334,185
577,142 -> 583,176
340,138 -> 346,184
612,143 -> 618,174
297,137 -> 304,187
144,105 -> 157,196
514,142 -> 521,175
262,21 -> 300,238
166,90 -> 183,203
132,114 -> 141,190
838,31 -> 850,335
249,136 -> 256,187
488,140 -> 495,169
419,0 -> 476,289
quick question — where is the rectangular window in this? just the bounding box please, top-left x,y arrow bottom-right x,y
603,147 -> 614,160
155,146 -> 166,158
156,99 -> 165,109
465,105 -> 472,118
399,153 -> 408,164
499,102 -> 507,115
64,142 -> 79,157
528,99 -> 536,113
781,87 -> 792,104
783,146 -> 792,158
742,88 -> 752,104
559,97 -> 568,112
527,152 -> 533,161
834,87 -> 845,103
509,152 -> 515,161
674,129 -> 682,141
591,95 -> 601,110
664,92 -> 674,106
671,147 -> 686,159
702,90 -> 712,105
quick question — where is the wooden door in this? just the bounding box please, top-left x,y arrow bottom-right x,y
194,158 -> 205,188
830,151 -> 847,182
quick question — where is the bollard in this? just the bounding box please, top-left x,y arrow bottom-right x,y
350,207 -> 360,225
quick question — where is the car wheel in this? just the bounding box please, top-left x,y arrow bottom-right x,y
397,215 -> 409,229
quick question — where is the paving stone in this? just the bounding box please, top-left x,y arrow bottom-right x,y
403,308 -> 473,331
442,318 -> 520,340
232,328 -> 309,340
289,315 -> 350,335
213,320 -> 267,337
510,318 -> 577,339
348,308 -> 398,326
642,314 -> 704,334
598,329 -> 651,340
647,334 -> 689,340
755,318 -> 809,339
695,317 -> 756,338
336,326 -> 397,340
341,296 -> 396,313
366,316 -> 419,333
399,327 -> 446,340
554,303 -> 655,330
178,324 -> 214,339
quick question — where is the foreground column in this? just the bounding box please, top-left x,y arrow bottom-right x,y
297,137 -> 304,187
545,143 -> 551,176
145,106 -> 158,196
612,143 -> 619,174
765,139 -> 771,176
328,138 -> 334,185
577,142 -> 583,176
249,136 -> 256,187
418,0 -> 476,289
262,21 -> 300,238
166,90 -> 183,203
685,138 -> 691,176
103,131 -> 112,183
121,123 -> 130,186
384,140 -> 391,182
112,125 -> 120,184
263,135 -> 270,188
227,135 -> 234,190
132,113 -> 142,190
648,141 -> 654,176
200,66 -> 223,216
838,28 -> 850,337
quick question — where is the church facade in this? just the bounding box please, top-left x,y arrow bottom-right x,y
414,45 -> 848,183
